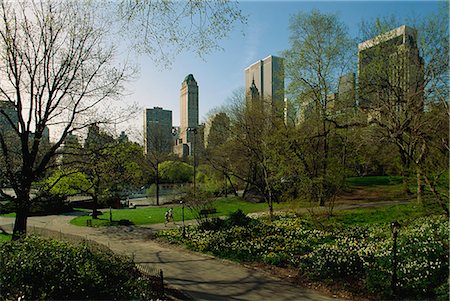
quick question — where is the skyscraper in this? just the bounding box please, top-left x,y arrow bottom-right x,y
244,55 -> 284,110
0,100 -> 18,134
144,107 -> 173,154
179,74 -> 199,146
358,25 -> 424,121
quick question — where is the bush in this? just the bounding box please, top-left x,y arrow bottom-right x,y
159,215 -> 449,299
198,217 -> 225,231
225,209 -> 253,227
0,236 -> 155,300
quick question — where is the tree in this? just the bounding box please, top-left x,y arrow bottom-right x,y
159,161 -> 193,184
116,0 -> 246,65
212,89 -> 284,220
358,10 -> 448,214
282,10 -> 355,206
0,0 -> 246,239
0,1 -> 129,239
203,110 -> 238,196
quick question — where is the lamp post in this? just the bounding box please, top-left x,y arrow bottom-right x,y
180,200 -> 185,238
391,221 -> 401,299
187,127 -> 197,196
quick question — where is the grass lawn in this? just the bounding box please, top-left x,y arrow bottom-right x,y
0,212 -> 15,217
0,232 -> 11,241
309,201 -> 444,228
70,196 -> 287,227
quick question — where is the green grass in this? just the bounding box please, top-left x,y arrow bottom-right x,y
313,202 -> 444,228
70,196 -> 287,227
346,175 -> 402,186
0,212 -> 15,217
0,233 -> 11,241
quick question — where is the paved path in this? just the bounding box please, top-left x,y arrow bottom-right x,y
0,214 -> 343,301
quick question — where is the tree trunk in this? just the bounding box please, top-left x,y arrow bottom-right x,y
12,188 -> 31,240
13,208 -> 28,240
156,159 -> 160,206
225,173 -> 238,196
416,169 -> 423,203
92,194 -> 99,219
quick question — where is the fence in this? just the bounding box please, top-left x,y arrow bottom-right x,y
27,226 -> 165,298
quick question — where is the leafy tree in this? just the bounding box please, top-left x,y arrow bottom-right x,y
213,89 -> 285,220
203,110 -> 238,196
282,10 -> 355,207
159,160 -> 193,184
82,128 -> 146,217
358,10 -> 448,214
44,170 -> 92,197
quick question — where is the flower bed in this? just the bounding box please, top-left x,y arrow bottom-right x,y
158,214 -> 449,300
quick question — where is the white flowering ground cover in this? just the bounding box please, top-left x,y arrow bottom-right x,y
158,214 -> 449,300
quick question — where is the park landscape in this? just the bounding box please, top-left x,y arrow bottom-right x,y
0,0 -> 448,300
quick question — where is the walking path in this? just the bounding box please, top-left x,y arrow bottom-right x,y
0,214 -> 343,301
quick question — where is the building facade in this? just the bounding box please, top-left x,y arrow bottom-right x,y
0,101 -> 18,134
179,74 -> 199,146
244,55 -> 285,113
144,107 -> 173,154
358,25 -> 424,121
203,112 -> 230,149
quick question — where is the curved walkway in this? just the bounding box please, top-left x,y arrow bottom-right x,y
0,215 -> 343,301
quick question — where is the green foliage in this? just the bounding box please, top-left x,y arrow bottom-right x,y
346,176 -> 403,186
226,209 -> 253,227
159,215 -> 448,300
145,184 -> 157,197
0,236 -> 155,300
158,161 -> 193,183
44,170 -> 92,196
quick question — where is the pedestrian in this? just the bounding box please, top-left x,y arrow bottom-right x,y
164,210 -> 169,226
168,208 -> 173,223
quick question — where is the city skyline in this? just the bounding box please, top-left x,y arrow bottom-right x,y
123,1 -> 442,136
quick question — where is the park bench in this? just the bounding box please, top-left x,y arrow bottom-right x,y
199,208 -> 217,216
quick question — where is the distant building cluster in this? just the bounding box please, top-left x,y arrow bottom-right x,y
143,24 -> 423,157
0,100 -> 50,145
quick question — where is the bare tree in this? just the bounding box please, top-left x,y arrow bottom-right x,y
0,1 -> 129,239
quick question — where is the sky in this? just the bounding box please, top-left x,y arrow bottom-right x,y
122,1 -> 444,138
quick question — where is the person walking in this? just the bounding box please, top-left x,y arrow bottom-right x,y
164,210 -> 170,226
168,208 -> 173,223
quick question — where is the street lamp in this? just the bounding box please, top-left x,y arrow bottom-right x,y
391,220 -> 401,299
187,127 -> 197,196
180,200 -> 185,238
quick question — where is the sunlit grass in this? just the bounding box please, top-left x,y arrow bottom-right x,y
0,233 -> 11,241
70,196 -> 288,227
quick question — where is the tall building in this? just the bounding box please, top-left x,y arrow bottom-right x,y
0,101 -> 18,134
358,25 -> 424,121
203,112 -> 230,149
144,107 -> 173,154
244,55 -> 284,111
178,74 -> 199,156
338,73 -> 356,109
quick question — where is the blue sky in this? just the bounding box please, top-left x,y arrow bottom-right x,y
123,1 -> 444,134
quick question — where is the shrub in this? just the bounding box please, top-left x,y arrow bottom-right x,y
198,217 -> 225,231
0,236 -> 155,300
159,214 -> 449,299
225,209 -> 253,227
